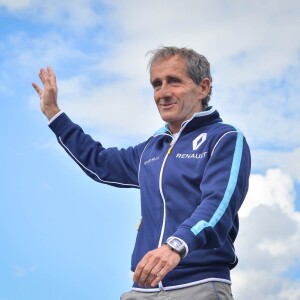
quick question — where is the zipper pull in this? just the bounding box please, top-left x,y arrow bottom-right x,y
137,217 -> 142,231
167,144 -> 173,155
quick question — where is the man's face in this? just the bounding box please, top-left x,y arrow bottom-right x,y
150,55 -> 210,133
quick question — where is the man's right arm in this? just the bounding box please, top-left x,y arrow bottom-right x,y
48,111 -> 143,188
32,67 -> 145,188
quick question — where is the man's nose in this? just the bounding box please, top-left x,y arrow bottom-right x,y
158,83 -> 172,99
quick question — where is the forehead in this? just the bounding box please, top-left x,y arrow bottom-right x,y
150,55 -> 188,79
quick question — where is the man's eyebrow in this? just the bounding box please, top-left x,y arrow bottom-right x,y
150,75 -> 181,84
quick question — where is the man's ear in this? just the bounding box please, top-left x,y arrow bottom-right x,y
199,78 -> 211,100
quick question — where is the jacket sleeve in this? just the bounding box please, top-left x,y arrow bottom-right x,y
172,129 -> 251,252
49,112 -> 147,188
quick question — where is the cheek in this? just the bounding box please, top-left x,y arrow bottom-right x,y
153,92 -> 159,104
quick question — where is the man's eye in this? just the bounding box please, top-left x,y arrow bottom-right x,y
169,78 -> 181,84
152,81 -> 161,89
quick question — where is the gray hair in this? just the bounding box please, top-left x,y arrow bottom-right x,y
147,46 -> 212,108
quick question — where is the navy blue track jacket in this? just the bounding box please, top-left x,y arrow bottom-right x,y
49,106 -> 251,292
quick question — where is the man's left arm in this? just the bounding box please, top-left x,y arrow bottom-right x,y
173,130 -> 251,252
133,130 -> 251,287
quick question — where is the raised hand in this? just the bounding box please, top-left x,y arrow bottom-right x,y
32,66 -> 60,120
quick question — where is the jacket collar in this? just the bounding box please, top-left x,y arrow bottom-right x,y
154,106 -> 222,136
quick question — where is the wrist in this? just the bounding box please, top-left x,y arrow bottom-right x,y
44,107 -> 61,121
165,237 -> 188,259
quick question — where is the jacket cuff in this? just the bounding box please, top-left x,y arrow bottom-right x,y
48,112 -> 73,137
48,110 -> 64,125
173,226 -> 200,253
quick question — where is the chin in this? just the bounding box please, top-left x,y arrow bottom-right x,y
160,113 -> 176,123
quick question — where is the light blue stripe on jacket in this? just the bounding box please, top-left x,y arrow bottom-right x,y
191,130 -> 244,235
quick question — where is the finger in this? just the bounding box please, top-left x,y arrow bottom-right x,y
137,263 -> 155,287
39,68 -> 53,86
150,267 -> 167,287
133,260 -> 146,283
133,268 -> 142,284
150,252 -> 180,287
47,66 -> 57,84
134,254 -> 158,287
144,265 -> 164,288
38,69 -> 47,85
145,274 -> 159,288
32,82 -> 43,96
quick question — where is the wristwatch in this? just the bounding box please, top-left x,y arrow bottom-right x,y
165,237 -> 187,259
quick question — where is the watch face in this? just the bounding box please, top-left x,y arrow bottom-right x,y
171,238 -> 183,248
167,237 -> 186,258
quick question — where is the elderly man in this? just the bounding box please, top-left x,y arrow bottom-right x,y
33,46 -> 251,300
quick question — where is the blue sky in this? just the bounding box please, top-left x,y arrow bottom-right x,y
1,1 -> 300,299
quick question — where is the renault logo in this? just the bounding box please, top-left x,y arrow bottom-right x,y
192,133 -> 207,150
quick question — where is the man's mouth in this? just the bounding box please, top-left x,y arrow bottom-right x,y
160,102 -> 176,107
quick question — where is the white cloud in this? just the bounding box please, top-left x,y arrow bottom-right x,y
13,264 -> 37,278
279,282 -> 300,300
14,265 -> 26,277
57,75 -> 162,138
239,169 -> 297,218
0,0 -> 107,30
32,0 -> 105,30
0,0 -> 31,10
1,31 -> 88,99
103,0 -> 300,78
252,147 -> 300,183
233,269 -> 300,300
232,168 -> 300,299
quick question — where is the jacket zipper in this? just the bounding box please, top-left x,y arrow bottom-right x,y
157,144 -> 172,290
157,141 -> 173,247
167,144 -> 173,155
157,125 -> 188,290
